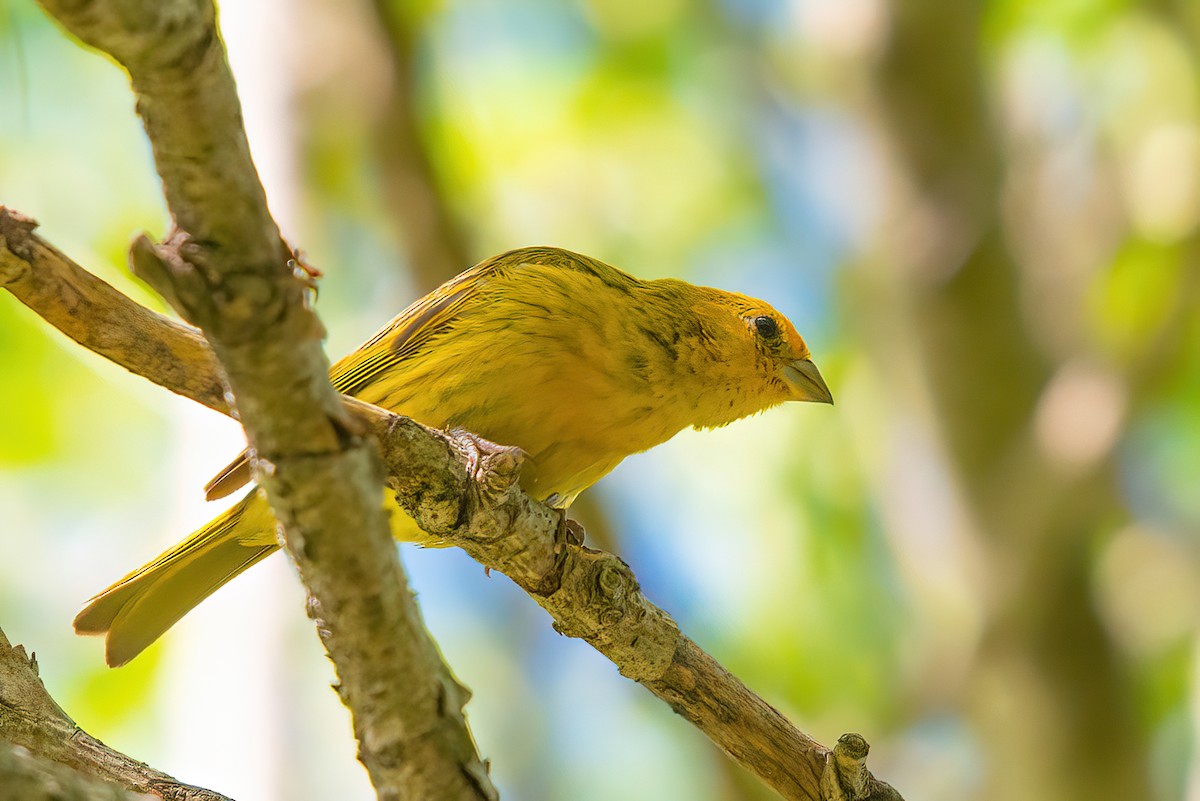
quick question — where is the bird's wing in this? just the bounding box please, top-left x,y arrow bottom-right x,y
329,245 -> 616,395
204,248 -> 565,501
328,264 -> 484,396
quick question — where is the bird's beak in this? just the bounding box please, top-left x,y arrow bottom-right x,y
782,358 -> 833,404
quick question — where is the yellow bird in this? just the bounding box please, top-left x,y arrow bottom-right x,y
75,246 -> 832,666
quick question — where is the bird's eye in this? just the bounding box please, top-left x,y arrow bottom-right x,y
753,315 -> 778,339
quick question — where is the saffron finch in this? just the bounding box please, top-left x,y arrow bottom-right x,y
75,246 -> 832,666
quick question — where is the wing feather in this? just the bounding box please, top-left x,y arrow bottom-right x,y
202,246 -> 610,500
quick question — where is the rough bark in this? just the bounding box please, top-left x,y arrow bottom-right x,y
31,0 -> 496,797
0,742 -> 150,801
0,628 -> 230,801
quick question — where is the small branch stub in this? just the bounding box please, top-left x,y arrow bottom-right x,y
128,232 -> 192,318
820,733 -> 903,801
0,207 -> 39,273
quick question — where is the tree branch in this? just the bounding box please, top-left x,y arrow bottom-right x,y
0,627 -> 231,801
0,206 -> 903,801
0,741 -> 150,801
0,211 -> 228,414
31,0 -> 496,797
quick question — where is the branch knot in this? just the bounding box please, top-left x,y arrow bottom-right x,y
0,207 -> 39,278
820,733 -> 903,801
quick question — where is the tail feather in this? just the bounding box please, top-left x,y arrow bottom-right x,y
74,491 -> 278,667
203,450 -> 253,501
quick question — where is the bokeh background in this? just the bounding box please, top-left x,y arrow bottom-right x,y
3,0 -> 1200,799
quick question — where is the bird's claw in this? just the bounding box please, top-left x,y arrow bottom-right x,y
448,428 -> 526,503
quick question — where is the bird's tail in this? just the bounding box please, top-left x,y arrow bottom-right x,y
74,491 -> 278,667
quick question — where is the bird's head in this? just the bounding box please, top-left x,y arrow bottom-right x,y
740,302 -> 833,406
674,286 -> 832,428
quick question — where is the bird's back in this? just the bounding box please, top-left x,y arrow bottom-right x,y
338,250 -> 683,505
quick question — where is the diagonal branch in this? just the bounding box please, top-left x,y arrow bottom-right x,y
0,626 -> 232,801
1,207 -> 904,801
0,740 -> 158,801
31,0 -> 497,797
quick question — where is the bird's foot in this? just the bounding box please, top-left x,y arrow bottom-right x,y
447,428 -> 526,503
